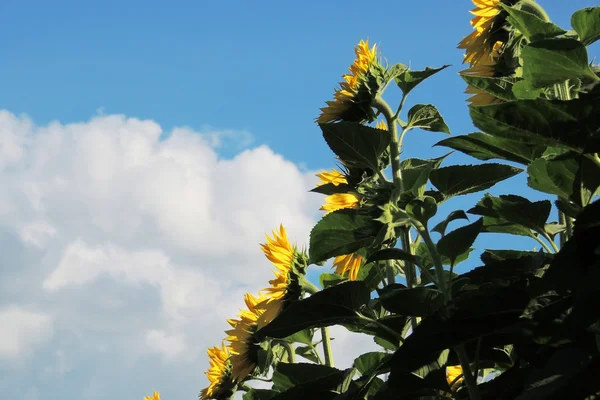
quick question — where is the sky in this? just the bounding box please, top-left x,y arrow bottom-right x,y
0,1 -> 598,399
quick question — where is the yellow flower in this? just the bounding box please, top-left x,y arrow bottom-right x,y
320,193 -> 360,215
375,120 -> 387,130
446,365 -> 464,391
200,342 -> 232,400
144,392 -> 160,400
316,169 -> 348,186
461,41 -> 505,105
225,297 -> 284,382
260,224 -> 295,277
333,253 -> 363,281
317,40 -> 378,123
458,0 -> 503,66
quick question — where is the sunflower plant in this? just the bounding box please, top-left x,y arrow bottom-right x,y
145,1 -> 600,399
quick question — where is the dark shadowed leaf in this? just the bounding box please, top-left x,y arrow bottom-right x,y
320,122 -> 391,170
406,104 -> 451,134
395,65 -> 450,95
377,286 -> 444,317
437,218 -> 483,266
430,164 -> 522,199
432,210 -> 469,236
460,75 -> 518,102
256,281 -> 370,339
435,132 -> 546,165
354,352 -> 392,375
243,389 -> 279,400
309,209 -> 380,263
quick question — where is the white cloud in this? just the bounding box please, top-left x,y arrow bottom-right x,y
0,109 -> 378,399
0,306 -> 54,363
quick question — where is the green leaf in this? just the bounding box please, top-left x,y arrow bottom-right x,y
469,98 -> 600,153
437,218 -> 483,267
400,155 -> 449,196
468,194 -> 552,235
378,286 -> 444,317
256,281 -> 370,339
284,329 -> 314,346
406,104 -> 451,134
429,164 -> 522,199
460,75 -> 517,102
512,79 -> 545,100
527,157 -> 600,206
480,216 -> 536,238
319,272 -> 345,289
415,241 -> 473,270
356,261 -> 387,292
295,346 -> 321,363
271,363 -> 348,400
366,248 -> 422,266
319,122 -> 391,170
354,352 -> 392,375
405,196 -> 438,226
385,63 -> 408,82
310,182 -> 355,195
435,132 -> 546,165
502,5 -> 566,42
309,209 -> 380,264
432,210 -> 469,236
395,65 -> 450,95
521,38 -> 599,89
571,6 -> 600,46
243,389 -> 279,400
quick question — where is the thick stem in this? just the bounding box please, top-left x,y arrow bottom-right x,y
321,327 -> 334,367
558,209 -> 567,247
401,228 -> 418,330
416,223 -> 448,300
456,345 -> 482,400
533,235 -> 554,254
541,232 -> 560,253
276,340 -> 296,363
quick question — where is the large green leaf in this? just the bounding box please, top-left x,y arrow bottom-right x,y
406,104 -> 451,134
460,75 -> 517,102
571,6 -> 600,46
366,248 -> 422,266
319,122 -> 391,170
435,132 -> 546,165
354,352 -> 392,376
400,155 -> 448,196
502,5 -> 566,42
437,218 -> 483,267
309,209 -> 380,264
470,98 -> 600,153
527,157 -> 600,206
520,38 -> 599,89
429,164 -> 522,199
395,65 -> 450,95
468,194 -> 551,236
256,281 -> 370,339
270,363 -> 348,400
479,216 -> 536,238
377,286 -> 444,317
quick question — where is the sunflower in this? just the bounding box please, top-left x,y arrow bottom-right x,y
260,225 -> 297,301
317,40 -> 379,123
458,0 -> 504,66
332,253 -> 364,281
461,41 -> 506,105
446,365 -> 464,391
144,392 -> 160,400
200,342 -> 233,400
320,193 -> 360,215
316,169 -> 348,186
375,119 -> 387,130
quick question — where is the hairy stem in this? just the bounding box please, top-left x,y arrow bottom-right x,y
321,327 -> 334,367
401,228 -> 418,330
533,234 -> 554,254
416,223 -> 448,300
275,340 -> 296,363
456,345 -> 482,400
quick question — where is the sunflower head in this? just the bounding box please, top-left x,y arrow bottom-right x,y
317,40 -> 381,123
375,119 -> 387,130
260,225 -> 305,303
144,392 -> 160,400
200,342 -> 236,400
446,365 -> 464,391
226,318 -> 261,382
316,169 -> 348,186
320,193 -> 361,215
333,253 -> 364,281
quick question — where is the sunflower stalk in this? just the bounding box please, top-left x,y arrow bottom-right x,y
456,345 -> 482,400
274,340 -> 296,363
373,95 -> 406,286
321,327 -> 335,367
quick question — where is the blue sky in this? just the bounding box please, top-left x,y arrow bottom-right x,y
0,1 -> 598,399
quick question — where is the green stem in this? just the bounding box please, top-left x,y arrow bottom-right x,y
456,345 -> 482,400
275,340 -> 296,363
321,327 -> 334,367
532,234 -> 554,254
416,222 -> 448,300
565,215 -> 573,243
373,95 -> 404,286
386,260 -> 396,285
302,278 -> 320,295
558,210 -> 567,247
592,154 -> 600,169
238,382 -> 253,392
541,232 -> 560,253
310,345 -> 325,365
401,228 -> 418,330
